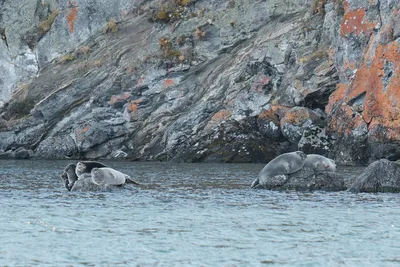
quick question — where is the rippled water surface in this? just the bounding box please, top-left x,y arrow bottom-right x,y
1,160 -> 400,266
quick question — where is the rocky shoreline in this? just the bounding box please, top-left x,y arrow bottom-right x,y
0,1 -> 399,166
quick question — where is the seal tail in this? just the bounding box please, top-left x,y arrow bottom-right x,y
250,178 -> 260,189
125,176 -> 140,185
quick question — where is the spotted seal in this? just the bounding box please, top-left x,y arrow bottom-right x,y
303,154 -> 336,173
75,161 -> 107,179
251,151 -> 307,188
90,167 -> 140,186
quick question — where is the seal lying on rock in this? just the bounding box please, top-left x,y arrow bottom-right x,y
60,161 -> 139,191
91,167 -> 140,186
75,161 -> 107,179
251,151 -> 307,188
303,154 -> 336,173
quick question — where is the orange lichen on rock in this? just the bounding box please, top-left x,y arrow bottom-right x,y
205,109 -> 232,130
340,8 -> 376,36
258,106 -> 289,123
66,1 -> 78,33
163,79 -> 174,88
281,107 -> 314,125
127,99 -> 142,113
327,104 -> 367,136
325,83 -> 348,114
109,92 -> 131,105
76,125 -> 90,141
79,126 -> 89,134
211,109 -> 231,122
328,37 -> 400,141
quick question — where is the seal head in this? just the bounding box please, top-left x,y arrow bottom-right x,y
75,161 -> 107,179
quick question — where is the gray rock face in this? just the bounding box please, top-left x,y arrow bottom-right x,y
349,159 -> 400,193
0,0 -> 335,162
0,0 -> 391,164
256,167 -> 345,192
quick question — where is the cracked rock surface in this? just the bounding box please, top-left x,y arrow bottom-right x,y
0,0 -> 398,164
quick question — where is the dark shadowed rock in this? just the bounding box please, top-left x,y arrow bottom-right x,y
13,147 -> 31,159
0,147 -> 32,159
280,107 -> 327,145
349,159 -> 400,193
257,167 -> 345,191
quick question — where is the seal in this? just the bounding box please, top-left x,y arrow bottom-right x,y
251,151 -> 307,188
60,163 -> 78,191
303,154 -> 336,173
75,161 -> 107,179
90,167 -> 140,186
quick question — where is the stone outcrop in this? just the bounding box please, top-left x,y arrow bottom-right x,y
326,1 -> 400,164
349,159 -> 400,193
0,0 -> 398,164
254,168 -> 345,192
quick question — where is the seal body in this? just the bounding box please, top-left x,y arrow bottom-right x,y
304,154 -> 336,173
76,161 -> 107,179
90,167 -> 130,185
251,151 -> 307,188
60,163 -> 78,191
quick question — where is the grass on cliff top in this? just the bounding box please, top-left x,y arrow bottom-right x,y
39,9 -> 59,32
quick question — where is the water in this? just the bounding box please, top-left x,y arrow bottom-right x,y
1,160 -> 400,266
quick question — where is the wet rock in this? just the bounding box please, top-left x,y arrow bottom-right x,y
257,168 -> 345,192
349,159 -> 400,193
13,147 -> 31,159
70,177 -> 112,192
0,147 -> 32,159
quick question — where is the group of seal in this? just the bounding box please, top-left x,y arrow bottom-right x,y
60,152 -> 335,191
251,151 -> 336,189
60,161 -> 139,191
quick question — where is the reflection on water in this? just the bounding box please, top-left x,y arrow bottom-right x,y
1,160 -> 400,266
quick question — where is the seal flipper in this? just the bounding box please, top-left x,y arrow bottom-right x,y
125,176 -> 140,185
250,178 -> 260,189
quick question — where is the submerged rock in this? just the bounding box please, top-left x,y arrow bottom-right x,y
349,159 -> 400,193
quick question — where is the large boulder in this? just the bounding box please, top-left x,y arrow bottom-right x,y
349,159 -> 400,193
255,167 -> 345,191
70,177 -> 111,192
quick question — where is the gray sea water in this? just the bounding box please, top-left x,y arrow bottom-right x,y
1,160 -> 400,266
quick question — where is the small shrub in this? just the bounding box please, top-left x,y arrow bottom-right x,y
77,46 -> 92,55
336,0 -> 345,16
297,48 -> 328,64
93,60 -> 103,67
159,37 -> 181,58
150,0 -> 193,23
60,54 -> 75,63
312,0 -> 327,16
104,18 -> 117,33
39,9 -> 59,32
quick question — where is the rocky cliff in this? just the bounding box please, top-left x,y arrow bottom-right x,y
0,0 -> 398,164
